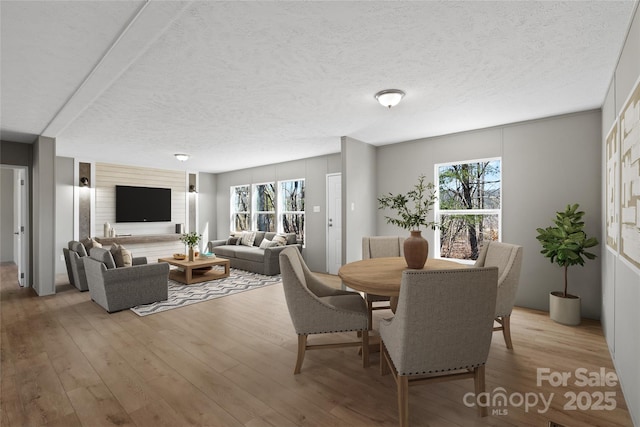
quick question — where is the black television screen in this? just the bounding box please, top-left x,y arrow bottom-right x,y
115,185 -> 171,223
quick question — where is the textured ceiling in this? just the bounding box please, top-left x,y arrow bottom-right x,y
1,1 -> 637,173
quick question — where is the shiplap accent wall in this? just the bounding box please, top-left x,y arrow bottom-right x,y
94,163 -> 186,261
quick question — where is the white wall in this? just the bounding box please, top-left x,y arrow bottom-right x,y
376,110 -> 603,319
33,136 -> 56,296
0,168 -> 14,262
342,136 -> 377,263
55,157 -> 74,275
601,3 -> 640,425
197,172 -> 217,250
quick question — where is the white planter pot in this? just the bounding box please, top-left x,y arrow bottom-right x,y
549,292 -> 581,326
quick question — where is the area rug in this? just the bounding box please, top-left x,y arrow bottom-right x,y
130,268 -> 281,316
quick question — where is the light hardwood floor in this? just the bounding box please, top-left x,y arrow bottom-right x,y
1,263 -> 633,427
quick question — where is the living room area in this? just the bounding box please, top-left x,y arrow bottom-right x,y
2,1 -> 640,426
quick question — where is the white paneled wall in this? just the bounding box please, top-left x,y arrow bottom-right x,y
94,163 -> 187,260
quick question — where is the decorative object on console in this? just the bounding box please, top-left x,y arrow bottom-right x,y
180,231 -> 202,261
80,176 -> 89,187
377,174 -> 439,269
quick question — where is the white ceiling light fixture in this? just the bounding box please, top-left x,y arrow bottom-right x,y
375,89 -> 405,108
174,153 -> 189,162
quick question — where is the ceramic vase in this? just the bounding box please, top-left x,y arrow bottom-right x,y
188,247 -> 195,262
403,230 -> 428,269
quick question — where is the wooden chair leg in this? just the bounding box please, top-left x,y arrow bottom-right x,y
398,375 -> 409,427
361,329 -> 369,368
501,315 -> 513,349
380,341 -> 390,376
474,365 -> 487,417
367,299 -> 374,331
294,335 -> 307,374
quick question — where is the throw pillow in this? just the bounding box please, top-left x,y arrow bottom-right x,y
272,234 -> 288,246
259,238 -> 278,249
112,245 -> 133,267
110,242 -> 120,256
82,237 -> 103,250
240,231 -> 256,247
228,236 -> 240,245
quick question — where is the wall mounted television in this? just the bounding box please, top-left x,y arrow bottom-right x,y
115,185 -> 171,223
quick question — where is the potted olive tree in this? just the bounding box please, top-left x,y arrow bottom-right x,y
536,203 -> 599,325
378,174 -> 438,269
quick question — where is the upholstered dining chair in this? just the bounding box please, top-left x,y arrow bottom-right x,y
379,267 -> 498,427
474,241 -> 523,349
279,247 -> 369,374
362,236 -> 405,327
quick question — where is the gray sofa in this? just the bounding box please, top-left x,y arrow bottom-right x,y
207,231 -> 301,275
84,247 -> 169,313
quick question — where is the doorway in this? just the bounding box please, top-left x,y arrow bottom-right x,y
326,173 -> 341,274
0,165 -> 29,287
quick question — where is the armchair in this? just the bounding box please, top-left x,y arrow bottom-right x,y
279,247 -> 369,374
84,247 -> 169,313
66,241 -> 89,291
474,241 -> 523,349
379,267 -> 498,426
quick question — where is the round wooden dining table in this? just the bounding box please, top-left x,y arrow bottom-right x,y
338,256 -> 468,298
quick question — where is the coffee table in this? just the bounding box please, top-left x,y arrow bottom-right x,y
158,256 -> 230,285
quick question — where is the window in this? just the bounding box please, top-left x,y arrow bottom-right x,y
230,179 -> 306,242
230,185 -> 250,232
279,179 -> 305,243
253,182 -> 276,231
435,158 -> 501,261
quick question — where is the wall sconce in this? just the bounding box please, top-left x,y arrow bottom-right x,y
189,184 -> 198,193
375,89 -> 405,108
80,176 -> 90,187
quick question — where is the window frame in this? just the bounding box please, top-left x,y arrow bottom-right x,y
434,157 -> 502,263
252,181 -> 276,232
230,184 -> 251,233
278,178 -> 305,243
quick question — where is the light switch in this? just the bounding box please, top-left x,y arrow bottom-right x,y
313,206 -> 321,213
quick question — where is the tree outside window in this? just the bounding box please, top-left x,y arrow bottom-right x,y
230,185 -> 250,232
254,183 -> 276,232
435,159 -> 501,261
279,179 -> 305,243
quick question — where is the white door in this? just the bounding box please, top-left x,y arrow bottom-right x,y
12,168 -> 27,287
326,173 -> 342,274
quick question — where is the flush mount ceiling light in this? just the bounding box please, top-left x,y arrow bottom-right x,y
174,153 -> 189,162
375,89 -> 405,108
